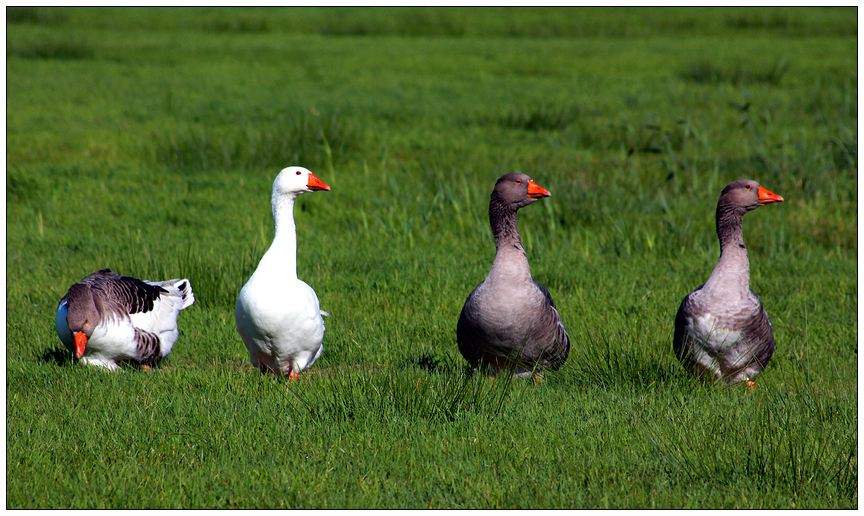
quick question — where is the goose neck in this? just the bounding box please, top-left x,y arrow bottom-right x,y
706,203 -> 750,293
488,199 -> 532,283
259,194 -> 299,279
489,199 -> 524,253
272,194 -> 298,237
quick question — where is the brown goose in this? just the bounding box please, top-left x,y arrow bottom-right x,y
55,269 -> 195,370
456,173 -> 570,377
673,179 -> 784,385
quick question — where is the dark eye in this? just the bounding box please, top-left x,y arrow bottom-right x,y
296,171 -> 301,175
745,184 -> 751,189
515,179 -> 522,184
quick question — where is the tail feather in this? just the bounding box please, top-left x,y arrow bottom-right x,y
147,278 -> 195,310
174,279 -> 195,309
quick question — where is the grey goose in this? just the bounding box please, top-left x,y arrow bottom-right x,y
56,269 -> 194,370
457,173 -> 570,377
673,179 -> 784,386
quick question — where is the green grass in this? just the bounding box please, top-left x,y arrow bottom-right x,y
6,7 -> 857,509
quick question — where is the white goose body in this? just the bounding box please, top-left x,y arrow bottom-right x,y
55,269 -> 194,370
235,166 -> 331,379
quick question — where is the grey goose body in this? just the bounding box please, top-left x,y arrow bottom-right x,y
673,180 -> 783,385
56,269 -> 194,370
457,173 -> 570,376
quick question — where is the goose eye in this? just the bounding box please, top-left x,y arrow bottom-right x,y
745,184 -> 751,189
515,179 -> 522,184
296,171 -> 301,175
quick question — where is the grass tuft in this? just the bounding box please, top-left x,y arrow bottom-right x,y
150,111 -> 362,173
317,8 -> 468,37
286,365 -> 516,425
7,37 -> 95,60
498,105 -> 583,132
681,58 -> 791,85
6,6 -> 68,25
644,385 -> 858,501
201,16 -> 271,33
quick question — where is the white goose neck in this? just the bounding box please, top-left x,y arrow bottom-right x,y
258,193 -> 300,280
272,193 -> 298,237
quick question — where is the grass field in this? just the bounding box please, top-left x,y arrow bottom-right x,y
5,7 -> 857,509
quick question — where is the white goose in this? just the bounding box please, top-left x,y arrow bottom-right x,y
55,269 -> 195,370
235,166 -> 331,380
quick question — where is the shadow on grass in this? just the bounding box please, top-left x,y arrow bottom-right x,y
39,346 -> 73,366
396,351 -> 470,376
7,38 -> 95,60
38,346 -> 168,372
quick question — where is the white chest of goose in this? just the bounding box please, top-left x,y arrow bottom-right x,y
673,179 -> 784,385
457,173 -> 570,377
55,269 -> 194,370
235,167 -> 331,380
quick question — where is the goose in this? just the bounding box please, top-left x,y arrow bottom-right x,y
456,173 -> 570,377
235,166 -> 331,380
673,179 -> 784,386
55,269 -> 194,370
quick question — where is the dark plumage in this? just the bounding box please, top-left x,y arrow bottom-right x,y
56,269 -> 194,369
457,173 -> 570,377
673,179 -> 784,385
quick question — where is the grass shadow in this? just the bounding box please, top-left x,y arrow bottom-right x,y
7,38 -> 94,60
39,345 -> 73,366
397,351 -> 463,375
6,6 -> 68,25
681,58 -> 791,86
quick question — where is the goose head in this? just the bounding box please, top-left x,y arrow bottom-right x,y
492,173 -> 551,211
272,166 -> 331,199
64,284 -> 99,359
719,179 -> 784,215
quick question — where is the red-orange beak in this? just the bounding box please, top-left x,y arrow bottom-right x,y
757,186 -> 783,204
307,172 -> 331,192
527,180 -> 551,199
74,331 -> 87,359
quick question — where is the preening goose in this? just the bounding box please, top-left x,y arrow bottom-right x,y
456,173 -> 570,377
235,166 -> 331,380
673,179 -> 784,386
55,269 -> 194,370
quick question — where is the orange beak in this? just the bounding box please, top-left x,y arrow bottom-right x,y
307,172 -> 331,192
527,180 -> 551,199
74,331 -> 87,359
757,186 -> 783,204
